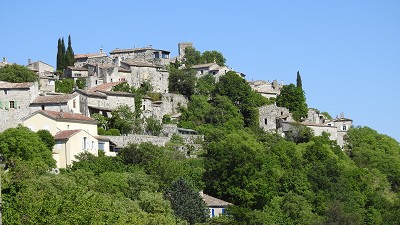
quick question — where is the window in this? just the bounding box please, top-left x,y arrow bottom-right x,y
142,105 -> 146,110
73,100 -> 76,108
342,125 -> 347,131
98,142 -> 105,151
92,141 -> 95,149
4,90 -> 7,95
264,118 -> 268,125
41,105 -> 45,110
82,137 -> 87,150
9,101 -> 15,109
56,141 -> 62,149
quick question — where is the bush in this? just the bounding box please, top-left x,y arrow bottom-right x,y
105,129 -> 121,136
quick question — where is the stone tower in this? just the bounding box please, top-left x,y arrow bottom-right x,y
178,42 -> 193,61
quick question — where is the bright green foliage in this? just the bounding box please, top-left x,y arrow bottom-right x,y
36,129 -> 56,151
92,113 -> 109,129
55,78 -> 74,93
165,178 -> 209,225
183,46 -> 202,67
201,50 -> 226,66
0,126 -> 55,167
215,71 -> 268,127
196,73 -> 216,96
76,77 -> 86,89
321,111 -> 333,120
276,83 -> 308,121
168,66 -> 197,97
0,64 -> 38,83
145,116 -> 162,136
346,126 -> 400,192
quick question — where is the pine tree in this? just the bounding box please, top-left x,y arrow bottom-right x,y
296,71 -> 303,89
66,35 -> 74,67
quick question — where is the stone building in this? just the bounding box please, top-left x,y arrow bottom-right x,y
74,49 -> 109,68
30,93 -> 80,114
0,57 -> 9,68
249,80 -> 282,99
109,46 -> 171,66
26,60 -> 57,93
177,42 -> 193,61
259,104 -> 293,133
0,82 -> 39,131
191,62 -> 231,81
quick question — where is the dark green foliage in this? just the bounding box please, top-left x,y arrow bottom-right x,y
201,50 -> 226,66
110,104 -> 136,134
105,128 -> 121,136
36,129 -> 56,151
196,73 -> 216,96
296,71 -> 302,89
182,46 -> 226,67
65,35 -> 75,68
321,111 -> 333,120
276,83 -> 308,121
183,46 -> 202,67
284,123 -> 314,143
165,178 -> 209,225
0,64 -> 38,83
55,78 -> 74,93
168,66 -> 197,97
56,35 -> 74,71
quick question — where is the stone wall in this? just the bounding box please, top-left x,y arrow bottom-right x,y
129,66 -> 169,94
259,104 -> 293,132
0,83 -> 39,131
249,80 -> 282,99
178,42 -> 193,60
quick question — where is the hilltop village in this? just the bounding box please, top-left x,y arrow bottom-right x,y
0,42 -> 352,169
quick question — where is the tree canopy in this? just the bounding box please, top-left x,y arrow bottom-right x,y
0,64 -> 38,83
276,83 -> 308,121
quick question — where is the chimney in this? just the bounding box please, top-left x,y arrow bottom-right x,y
2,57 -> 6,63
100,48 -> 103,54
28,58 -> 31,65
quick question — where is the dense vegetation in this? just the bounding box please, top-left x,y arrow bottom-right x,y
0,64 -> 38,83
1,50 -> 399,224
56,35 -> 75,72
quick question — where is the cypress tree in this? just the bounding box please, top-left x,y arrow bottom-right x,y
296,71 -> 303,89
61,38 -> 66,70
56,38 -> 63,71
66,35 -> 75,67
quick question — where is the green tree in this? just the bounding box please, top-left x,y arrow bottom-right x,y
56,38 -> 63,71
61,37 -> 66,70
165,178 -> 209,225
55,78 -> 74,93
196,73 -> 216,96
183,46 -> 202,67
276,83 -> 308,121
110,104 -> 136,134
201,50 -> 226,66
145,116 -> 163,136
36,129 -> 56,151
65,35 -> 75,68
76,77 -> 86,89
168,66 -> 197,97
0,126 -> 55,167
0,64 -> 38,83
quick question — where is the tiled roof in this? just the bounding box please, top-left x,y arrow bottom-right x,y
191,63 -> 216,69
53,129 -> 81,140
32,93 -> 78,104
202,193 -> 233,207
98,90 -> 135,97
110,47 -> 170,54
74,53 -> 107,59
67,66 -> 88,71
0,82 -> 35,89
38,110 -> 97,123
88,81 -> 124,92
118,67 -> 131,72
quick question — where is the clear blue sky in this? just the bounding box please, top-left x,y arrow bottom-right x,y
1,0 -> 399,141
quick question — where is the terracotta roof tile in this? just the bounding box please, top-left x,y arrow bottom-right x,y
39,110 -> 96,123
0,82 -> 35,89
88,81 -> 124,92
53,129 -> 81,140
32,93 -> 78,104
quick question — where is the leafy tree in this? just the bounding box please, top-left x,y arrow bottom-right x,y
168,66 -> 197,97
145,116 -> 163,136
276,83 -> 308,121
201,50 -> 226,66
183,46 -> 202,67
76,77 -> 86,89
0,126 -> 55,167
0,64 -> 38,83
92,113 -> 109,129
196,73 -> 216,96
55,78 -> 74,93
165,178 -> 209,225
36,129 -> 56,151
110,104 -> 136,134
284,123 -> 314,144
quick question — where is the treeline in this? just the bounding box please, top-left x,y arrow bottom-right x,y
56,35 -> 74,72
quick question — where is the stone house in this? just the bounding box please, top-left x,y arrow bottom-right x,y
64,66 -> 89,79
74,49 -> 109,68
249,80 -> 283,99
26,60 -> 57,93
0,82 -> 39,131
0,57 -> 9,68
30,93 -> 80,114
259,104 -> 293,133
109,46 -> 171,66
191,62 -> 231,81
84,64 -> 131,88
200,191 -> 233,218
22,110 -> 111,168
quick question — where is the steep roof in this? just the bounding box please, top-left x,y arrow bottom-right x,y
88,81 -> 124,92
29,110 -> 97,124
53,129 -> 81,140
0,82 -> 35,89
31,93 -> 78,104
202,193 -> 233,207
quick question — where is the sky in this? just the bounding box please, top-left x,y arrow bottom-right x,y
1,0 -> 399,141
